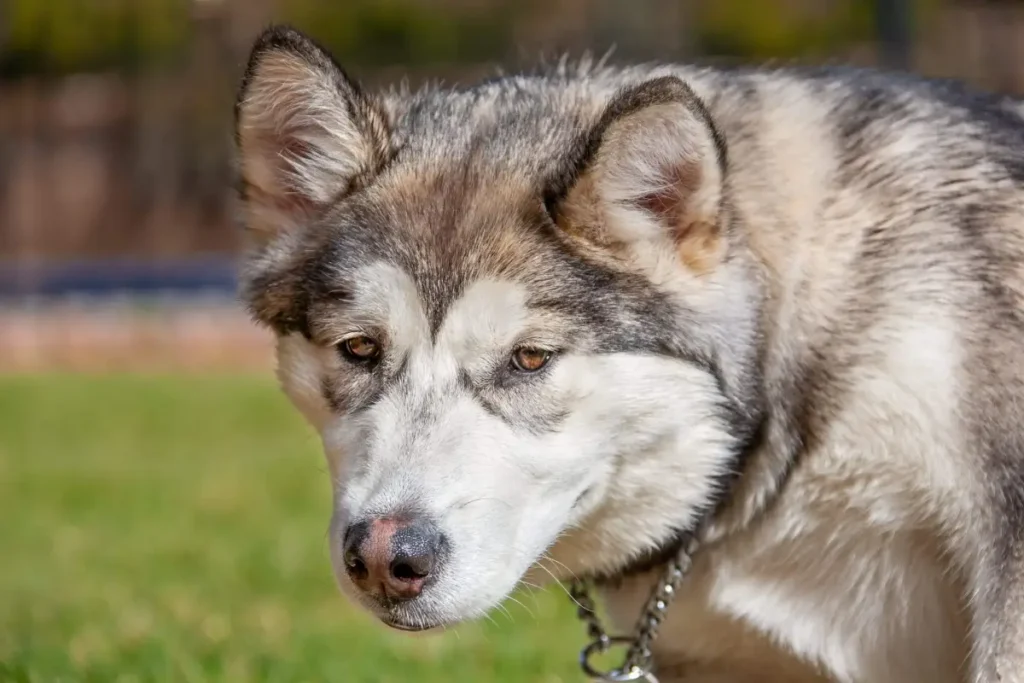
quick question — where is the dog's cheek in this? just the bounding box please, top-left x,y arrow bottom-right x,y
503,355 -> 635,519
539,355 -> 735,570
276,333 -> 334,431
321,407 -> 384,514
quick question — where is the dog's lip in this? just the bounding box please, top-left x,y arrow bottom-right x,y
382,617 -> 444,633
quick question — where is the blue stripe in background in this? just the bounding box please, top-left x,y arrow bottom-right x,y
0,256 -> 240,299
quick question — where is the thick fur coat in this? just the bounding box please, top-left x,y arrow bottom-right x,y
233,26 -> 1024,683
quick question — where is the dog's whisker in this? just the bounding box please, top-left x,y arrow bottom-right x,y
504,593 -> 536,620
535,561 -> 584,610
494,602 -> 515,624
450,496 -> 513,511
541,553 -> 581,583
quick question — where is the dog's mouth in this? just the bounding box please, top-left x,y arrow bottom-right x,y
382,617 -> 445,633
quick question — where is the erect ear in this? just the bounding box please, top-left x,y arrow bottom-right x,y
234,26 -> 391,241
552,76 -> 727,273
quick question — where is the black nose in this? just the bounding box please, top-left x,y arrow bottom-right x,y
342,516 -> 445,601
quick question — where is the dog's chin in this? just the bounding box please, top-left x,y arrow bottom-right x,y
336,558 -> 540,635
339,588 -> 456,635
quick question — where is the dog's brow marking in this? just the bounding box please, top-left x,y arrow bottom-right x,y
350,262 -> 430,353
435,278 -> 530,364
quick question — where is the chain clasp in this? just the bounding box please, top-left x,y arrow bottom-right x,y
568,530 -> 702,683
579,635 -> 658,682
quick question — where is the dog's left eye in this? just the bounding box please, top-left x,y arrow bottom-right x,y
510,347 -> 552,373
339,335 -> 381,364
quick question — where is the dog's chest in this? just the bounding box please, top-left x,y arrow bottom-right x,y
601,507 -> 970,683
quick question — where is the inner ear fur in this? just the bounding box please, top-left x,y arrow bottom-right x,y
234,25 -> 392,242
552,76 -> 728,273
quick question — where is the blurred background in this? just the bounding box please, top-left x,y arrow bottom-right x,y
1,1 -> 1022,681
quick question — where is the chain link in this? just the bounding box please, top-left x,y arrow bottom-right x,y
570,579 -> 610,647
570,530 -> 701,682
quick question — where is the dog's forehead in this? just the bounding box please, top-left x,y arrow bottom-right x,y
299,86 -> 665,343
310,157 -> 582,329
339,263 -> 539,355
320,83 -> 595,281
390,82 -> 588,159
304,196 -> 549,345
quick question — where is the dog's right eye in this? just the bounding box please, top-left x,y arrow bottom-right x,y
339,335 -> 381,364
510,346 -> 553,373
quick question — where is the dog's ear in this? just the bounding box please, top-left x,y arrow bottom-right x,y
552,76 -> 727,274
235,26 -> 391,242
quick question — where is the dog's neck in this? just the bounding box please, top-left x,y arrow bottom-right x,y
594,409 -> 775,588
589,227 -> 801,588
592,539 -> 690,588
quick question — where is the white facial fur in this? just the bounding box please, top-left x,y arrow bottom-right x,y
276,261 -> 737,630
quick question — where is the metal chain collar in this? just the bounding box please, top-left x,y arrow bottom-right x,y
569,530 -> 702,683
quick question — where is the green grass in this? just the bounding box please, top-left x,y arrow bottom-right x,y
0,375 -> 588,683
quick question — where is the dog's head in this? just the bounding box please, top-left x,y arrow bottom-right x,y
234,26 -> 763,631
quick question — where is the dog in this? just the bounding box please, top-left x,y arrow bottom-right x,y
232,25 -> 1024,683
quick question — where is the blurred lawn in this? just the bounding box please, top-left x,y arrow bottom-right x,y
0,375 -> 587,683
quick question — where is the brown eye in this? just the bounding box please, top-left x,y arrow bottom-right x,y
340,335 -> 381,363
510,347 -> 552,373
